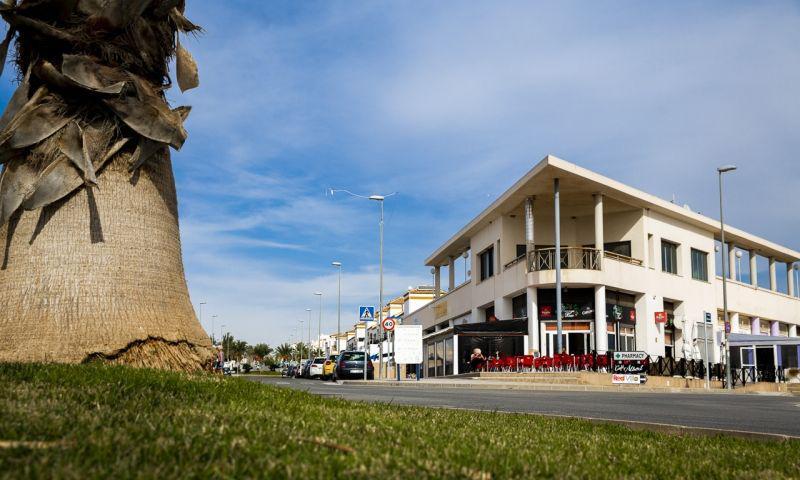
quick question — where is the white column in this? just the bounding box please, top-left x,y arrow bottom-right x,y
749,251 -> 758,287
787,262 -> 795,297
751,317 -> 760,335
594,194 -> 604,251
526,286 -> 539,355
789,325 -> 798,337
594,285 -> 607,354
448,256 -> 455,291
434,266 -> 441,298
769,257 -> 777,291
727,243 -> 736,280
539,321 -> 547,356
452,335 -> 459,375
524,196 -> 535,251
729,312 -> 739,334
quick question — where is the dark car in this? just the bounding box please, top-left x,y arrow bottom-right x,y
333,351 -> 374,380
301,360 -> 313,378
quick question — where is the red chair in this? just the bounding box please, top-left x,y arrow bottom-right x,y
520,355 -> 534,372
502,356 -> 516,372
486,357 -> 502,372
596,355 -> 609,372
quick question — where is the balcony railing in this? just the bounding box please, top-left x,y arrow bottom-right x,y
603,250 -> 643,266
528,247 -> 601,271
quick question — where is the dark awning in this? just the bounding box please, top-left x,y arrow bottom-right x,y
453,319 -> 527,335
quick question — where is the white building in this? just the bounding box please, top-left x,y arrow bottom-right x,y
405,156 -> 800,377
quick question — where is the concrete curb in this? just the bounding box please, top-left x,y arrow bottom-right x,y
339,380 -> 791,396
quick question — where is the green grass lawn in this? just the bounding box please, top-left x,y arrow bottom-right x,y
0,363 -> 797,479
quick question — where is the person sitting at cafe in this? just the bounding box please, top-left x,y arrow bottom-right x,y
469,348 -> 486,371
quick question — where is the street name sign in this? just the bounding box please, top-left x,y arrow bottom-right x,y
393,324 -> 423,364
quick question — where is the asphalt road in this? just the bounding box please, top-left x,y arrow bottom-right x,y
248,376 -> 800,438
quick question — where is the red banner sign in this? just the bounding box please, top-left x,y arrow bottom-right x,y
654,311 -> 667,323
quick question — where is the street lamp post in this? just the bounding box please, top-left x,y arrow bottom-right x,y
462,251 -> 469,284
332,262 -> 342,354
299,319 -> 304,362
735,250 -> 743,282
329,189 -> 396,381
211,314 -> 218,346
718,165 -> 737,390
795,264 -> 800,299
306,308 -> 312,362
369,194 -> 388,381
314,292 -> 323,359
220,323 -> 227,362
198,301 -> 207,341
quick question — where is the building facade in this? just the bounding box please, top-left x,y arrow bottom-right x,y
405,156 -> 800,377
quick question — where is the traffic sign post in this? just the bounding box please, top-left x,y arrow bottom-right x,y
358,306 -> 374,382
703,312 -> 712,389
359,306 -> 375,323
382,317 -> 396,331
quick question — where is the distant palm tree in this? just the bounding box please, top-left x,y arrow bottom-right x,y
0,1 -> 208,370
275,343 -> 293,362
252,343 -> 273,361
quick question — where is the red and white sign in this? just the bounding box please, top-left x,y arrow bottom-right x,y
654,311 -> 667,323
382,317 -> 396,331
612,374 -> 644,384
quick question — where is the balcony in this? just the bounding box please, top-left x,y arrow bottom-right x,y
528,247 -> 601,271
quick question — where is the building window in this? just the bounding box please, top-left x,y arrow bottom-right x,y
661,240 -> 678,274
691,248 -> 708,281
444,337 -> 454,375
479,246 -> 494,281
619,326 -> 636,351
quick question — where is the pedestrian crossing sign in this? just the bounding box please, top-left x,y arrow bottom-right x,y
359,306 -> 375,322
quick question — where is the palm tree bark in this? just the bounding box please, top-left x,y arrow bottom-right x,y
0,1 -> 211,370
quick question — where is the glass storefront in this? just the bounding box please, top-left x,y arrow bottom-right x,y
606,290 -> 637,351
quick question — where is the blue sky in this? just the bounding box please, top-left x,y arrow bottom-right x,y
3,1 -> 799,346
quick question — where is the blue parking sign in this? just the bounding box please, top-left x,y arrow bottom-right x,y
359,306 -> 375,322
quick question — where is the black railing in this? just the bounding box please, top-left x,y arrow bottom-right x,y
645,360 -> 786,388
647,357 -> 714,379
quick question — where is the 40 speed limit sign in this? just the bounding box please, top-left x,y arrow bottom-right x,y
382,317 -> 396,331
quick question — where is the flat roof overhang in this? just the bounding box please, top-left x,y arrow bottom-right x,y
426,155 -> 800,266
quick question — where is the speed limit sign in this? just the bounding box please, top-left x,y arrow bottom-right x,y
382,317 -> 396,331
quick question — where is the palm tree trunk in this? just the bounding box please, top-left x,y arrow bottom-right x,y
0,150 -> 211,370
0,1 -> 211,370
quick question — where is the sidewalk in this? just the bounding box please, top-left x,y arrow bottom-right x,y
340,377 -> 791,395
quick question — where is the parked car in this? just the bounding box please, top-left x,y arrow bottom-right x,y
309,357 -> 325,378
322,354 -> 338,380
333,351 -> 374,380
300,360 -> 312,378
